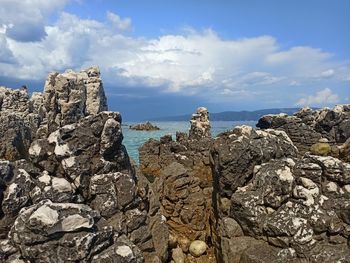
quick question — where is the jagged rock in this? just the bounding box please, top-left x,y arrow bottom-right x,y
29,111 -> 131,198
0,87 -> 42,161
89,172 -> 136,217
0,67 -> 169,263
211,125 -> 298,199
30,171 -> 75,203
211,123 -> 350,262
257,105 -> 350,158
91,235 -> 144,263
41,66 -> 107,135
189,107 -> 211,140
8,199 -> 115,262
129,121 -> 160,131
139,109 -> 214,261
2,169 -> 35,216
0,86 -> 30,113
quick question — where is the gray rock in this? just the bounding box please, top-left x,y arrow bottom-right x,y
189,107 -> 211,140
9,199 -> 113,263
257,105 -> 350,157
42,67 -> 107,134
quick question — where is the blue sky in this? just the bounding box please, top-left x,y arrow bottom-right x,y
0,0 -> 349,120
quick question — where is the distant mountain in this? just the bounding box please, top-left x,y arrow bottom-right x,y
150,108 -> 301,121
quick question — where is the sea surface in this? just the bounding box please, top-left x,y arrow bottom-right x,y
122,121 -> 257,162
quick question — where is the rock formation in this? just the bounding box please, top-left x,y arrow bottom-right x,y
140,105 -> 350,263
0,67 -> 168,263
139,107 -> 215,262
256,105 -> 350,160
2,67 -> 350,263
129,122 -> 160,131
189,107 -> 211,140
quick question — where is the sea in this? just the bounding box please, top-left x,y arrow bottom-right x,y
122,121 -> 257,162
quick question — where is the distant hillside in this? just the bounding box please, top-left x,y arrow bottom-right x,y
150,108 -> 301,121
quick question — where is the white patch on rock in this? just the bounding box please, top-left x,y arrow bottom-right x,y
29,205 -> 59,227
343,185 -> 350,193
54,143 -> 71,157
52,177 -> 72,192
293,180 -> 319,206
61,156 -> 76,169
6,183 -> 18,197
60,214 -> 92,232
115,245 -> 133,258
28,142 -> 42,156
38,172 -> 51,185
238,125 -> 253,137
325,182 -> 338,193
277,167 -> 294,183
300,177 -> 318,190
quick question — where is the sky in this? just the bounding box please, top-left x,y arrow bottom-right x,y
0,0 -> 349,120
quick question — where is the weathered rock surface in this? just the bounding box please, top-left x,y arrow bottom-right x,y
257,105 -> 350,159
139,107 -> 214,262
0,87 -> 41,161
2,69 -> 350,263
189,107 -> 211,140
41,66 -> 108,135
129,121 -> 160,131
211,124 -> 350,262
0,68 -> 168,263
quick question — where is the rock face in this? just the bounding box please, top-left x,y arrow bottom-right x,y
256,105 -> 350,159
0,68 -> 168,263
139,108 -> 214,262
2,68 -> 350,263
129,121 -> 160,131
189,107 -> 211,140
0,86 -> 41,161
41,66 -> 108,135
211,124 -> 350,262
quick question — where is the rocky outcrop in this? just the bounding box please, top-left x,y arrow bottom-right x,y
189,107 -> 211,140
0,68 -> 168,263
129,122 -> 160,131
39,66 -> 108,136
0,86 -> 41,161
256,105 -> 350,159
139,108 -> 214,262
211,124 -> 350,262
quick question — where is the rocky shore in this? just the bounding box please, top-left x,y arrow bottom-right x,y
129,122 -> 160,131
1,67 -> 350,263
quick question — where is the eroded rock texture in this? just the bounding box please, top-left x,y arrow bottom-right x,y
211,124 -> 350,262
0,68 -> 168,263
0,87 -> 41,161
139,107 -> 214,262
257,105 -> 350,159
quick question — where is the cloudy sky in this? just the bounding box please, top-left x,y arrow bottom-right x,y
0,0 -> 349,120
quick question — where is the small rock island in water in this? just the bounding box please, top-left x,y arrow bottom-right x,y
0,66 -> 350,263
129,121 -> 160,131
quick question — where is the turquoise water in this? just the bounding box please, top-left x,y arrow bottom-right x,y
122,121 -> 257,162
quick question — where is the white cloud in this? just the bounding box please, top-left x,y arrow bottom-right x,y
107,11 -> 132,31
0,0 -> 70,41
296,88 -> 339,107
320,69 -> 335,78
0,7 -> 349,105
0,33 -> 16,63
